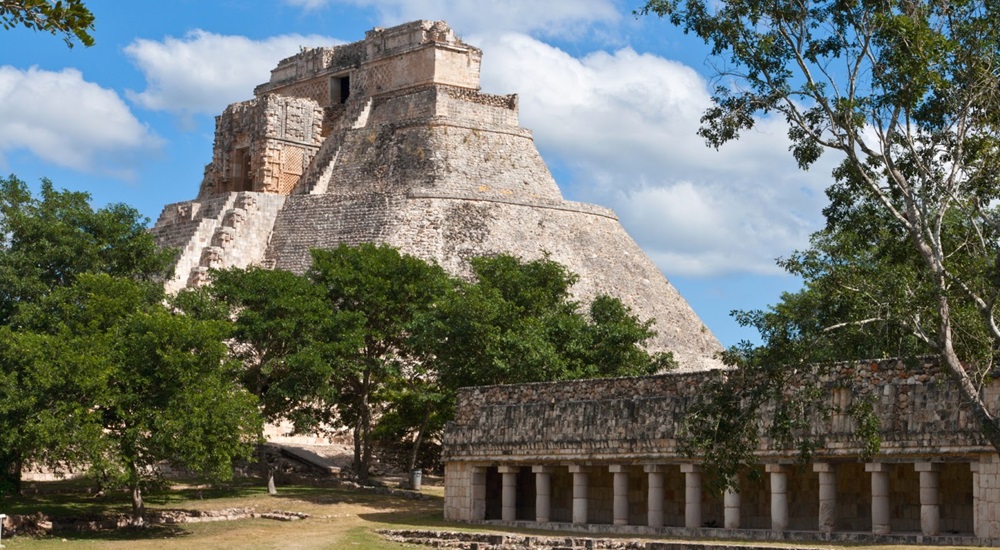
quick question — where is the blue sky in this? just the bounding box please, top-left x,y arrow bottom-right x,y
0,0 -> 837,347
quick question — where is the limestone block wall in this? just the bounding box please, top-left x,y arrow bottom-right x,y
389,197 -> 721,369
444,359 -> 995,463
152,192 -> 285,293
152,194 -> 237,294
199,96 -> 323,198
257,42 -> 366,103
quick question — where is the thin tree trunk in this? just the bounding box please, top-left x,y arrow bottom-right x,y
407,411 -> 430,473
131,483 -> 145,526
359,403 -> 372,485
12,453 -> 21,496
259,445 -> 277,495
267,467 -> 277,495
936,296 -> 1000,451
352,420 -> 362,480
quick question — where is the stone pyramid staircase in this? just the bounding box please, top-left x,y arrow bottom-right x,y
293,97 -> 373,196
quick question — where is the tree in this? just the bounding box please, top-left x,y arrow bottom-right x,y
410,254 -> 672,471
0,0 -> 94,47
195,267 -> 344,493
207,247 -> 671,480
426,254 -> 673,390
640,0 -> 1000,471
308,244 -> 452,483
0,175 -> 174,494
5,273 -> 261,524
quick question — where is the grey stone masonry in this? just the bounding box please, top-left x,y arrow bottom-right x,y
443,359 -> 1000,542
444,358 -> 999,463
150,19 -> 723,370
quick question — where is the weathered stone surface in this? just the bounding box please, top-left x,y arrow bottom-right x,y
444,358 -> 998,463
150,19 -> 722,370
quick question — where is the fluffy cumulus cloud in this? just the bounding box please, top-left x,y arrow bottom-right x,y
124,31 -> 340,117
286,0 -> 620,38
475,33 -> 836,277
0,66 -> 161,179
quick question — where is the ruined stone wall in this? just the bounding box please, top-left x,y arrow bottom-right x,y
444,359 -> 997,463
199,96 -> 322,198
257,42 -> 366,101
152,192 -> 286,293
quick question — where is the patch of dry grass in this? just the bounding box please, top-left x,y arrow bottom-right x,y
2,478 -> 442,549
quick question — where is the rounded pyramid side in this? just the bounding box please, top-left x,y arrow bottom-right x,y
385,196 -> 724,372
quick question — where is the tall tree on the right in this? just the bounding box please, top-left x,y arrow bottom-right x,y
640,0 -> 1000,465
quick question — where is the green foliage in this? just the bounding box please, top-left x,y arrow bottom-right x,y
308,243 -> 452,481
640,0 -> 1000,479
426,254 -> 671,390
3,274 -> 261,522
210,247 -> 671,476
0,176 -> 175,495
0,0 -> 94,47
0,175 -> 174,325
0,177 -> 258,522
197,267 -> 345,428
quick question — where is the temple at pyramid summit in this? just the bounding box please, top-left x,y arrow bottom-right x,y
150,20 -> 722,371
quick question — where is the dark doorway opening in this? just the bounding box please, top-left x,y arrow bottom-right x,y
331,75 -> 350,104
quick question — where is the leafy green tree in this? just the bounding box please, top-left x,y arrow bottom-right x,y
640,0 -> 1000,473
308,244 -> 452,483
206,248 -> 671,479
0,0 -> 94,47
195,267 -> 346,493
6,274 -> 261,524
427,254 -> 672,390
0,175 -> 174,494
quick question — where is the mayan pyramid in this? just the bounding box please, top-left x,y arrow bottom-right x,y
150,20 -> 722,371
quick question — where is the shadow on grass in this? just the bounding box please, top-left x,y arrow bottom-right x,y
48,523 -> 191,542
267,484 -> 444,512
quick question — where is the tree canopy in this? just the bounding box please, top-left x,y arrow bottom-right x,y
0,177 -> 260,523
210,246 -> 671,480
0,0 -> 94,47
640,0 -> 1000,477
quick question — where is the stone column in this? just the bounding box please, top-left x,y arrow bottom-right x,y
533,466 -> 555,523
813,462 -> 837,533
569,465 -> 589,524
681,464 -> 702,529
916,462 -> 941,536
766,464 -> 789,532
645,465 -> 665,528
609,465 -> 630,526
724,488 -> 741,530
499,465 -> 518,522
472,466 -> 487,521
866,462 -> 891,535
971,461 -> 982,538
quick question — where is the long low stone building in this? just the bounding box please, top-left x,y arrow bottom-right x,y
442,359 -> 1000,544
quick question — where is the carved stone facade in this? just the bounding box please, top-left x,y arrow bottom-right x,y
150,20 -> 722,371
442,358 -> 1000,544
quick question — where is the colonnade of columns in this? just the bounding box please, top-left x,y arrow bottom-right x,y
490,460 -> 962,536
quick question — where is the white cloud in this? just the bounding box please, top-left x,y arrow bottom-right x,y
124,30 -> 341,117
475,33 -> 836,277
287,0 -> 621,38
0,66 -> 161,179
